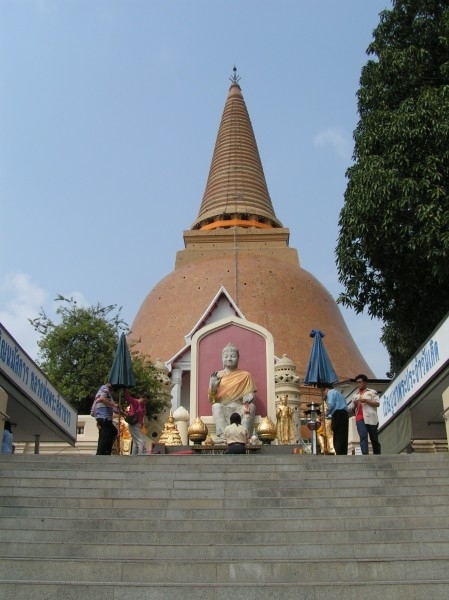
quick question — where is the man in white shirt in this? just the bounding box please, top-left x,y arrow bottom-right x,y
348,374 -> 381,455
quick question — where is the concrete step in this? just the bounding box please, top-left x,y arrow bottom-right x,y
3,523 -> 449,545
2,482 -> 449,502
1,513 -> 447,532
2,453 -> 449,469
1,454 -> 448,599
2,539 -> 449,561
0,486 -> 447,507
1,467 -> 448,485
0,556 -> 448,585
1,580 -> 449,600
1,503 -> 448,520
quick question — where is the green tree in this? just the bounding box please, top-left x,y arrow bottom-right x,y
29,296 -> 164,415
336,0 -> 449,373
127,348 -> 168,417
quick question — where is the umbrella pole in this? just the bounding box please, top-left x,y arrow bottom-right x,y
117,388 -> 122,456
320,389 -> 328,455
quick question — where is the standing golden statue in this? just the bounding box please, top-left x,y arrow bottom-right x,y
317,400 -> 336,454
276,395 -> 295,445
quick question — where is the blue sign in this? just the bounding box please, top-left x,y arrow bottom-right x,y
379,315 -> 449,429
0,322 -> 77,439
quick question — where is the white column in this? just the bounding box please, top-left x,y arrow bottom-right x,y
170,368 -> 183,410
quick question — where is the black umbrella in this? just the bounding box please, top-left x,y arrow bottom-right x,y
108,332 -> 136,388
304,329 -> 338,454
108,332 -> 136,455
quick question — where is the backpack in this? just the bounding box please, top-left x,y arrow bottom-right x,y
125,409 -> 139,426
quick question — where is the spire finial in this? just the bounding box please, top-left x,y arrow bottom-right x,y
230,65 -> 241,85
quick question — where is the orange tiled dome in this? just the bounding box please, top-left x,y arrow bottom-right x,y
131,252 -> 372,380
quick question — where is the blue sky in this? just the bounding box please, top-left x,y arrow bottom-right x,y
0,0 -> 392,378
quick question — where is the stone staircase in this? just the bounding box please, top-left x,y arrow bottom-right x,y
1,452 -> 449,599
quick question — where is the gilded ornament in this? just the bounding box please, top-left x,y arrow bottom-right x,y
256,416 -> 277,444
187,417 -> 209,444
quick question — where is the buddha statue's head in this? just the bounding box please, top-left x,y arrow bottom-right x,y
222,342 -> 239,369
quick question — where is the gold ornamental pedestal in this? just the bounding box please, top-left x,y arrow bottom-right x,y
187,417 -> 208,445
256,416 -> 277,445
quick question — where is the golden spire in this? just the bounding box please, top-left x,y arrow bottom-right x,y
191,67 -> 283,231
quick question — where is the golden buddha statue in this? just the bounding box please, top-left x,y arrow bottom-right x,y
275,395 -> 295,445
159,414 -> 182,446
317,403 -> 336,455
112,419 -> 132,455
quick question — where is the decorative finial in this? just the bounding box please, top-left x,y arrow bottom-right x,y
230,65 -> 241,85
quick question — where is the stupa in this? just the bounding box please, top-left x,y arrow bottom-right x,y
131,68 -> 373,413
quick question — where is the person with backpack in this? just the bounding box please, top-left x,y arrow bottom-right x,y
123,390 -> 148,455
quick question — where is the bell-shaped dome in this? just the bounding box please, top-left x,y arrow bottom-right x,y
131,254 -> 373,380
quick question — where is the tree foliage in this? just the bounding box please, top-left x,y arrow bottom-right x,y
127,348 -> 168,417
29,296 -> 165,415
336,0 -> 449,373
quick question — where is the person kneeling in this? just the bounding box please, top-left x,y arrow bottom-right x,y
224,412 -> 248,454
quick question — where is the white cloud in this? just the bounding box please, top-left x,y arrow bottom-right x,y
313,128 -> 352,160
0,273 -> 90,362
0,273 -> 47,360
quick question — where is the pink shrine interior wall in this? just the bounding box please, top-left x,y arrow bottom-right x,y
197,324 -> 267,418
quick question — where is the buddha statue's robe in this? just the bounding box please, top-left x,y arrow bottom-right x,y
208,369 -> 257,438
209,369 -> 256,405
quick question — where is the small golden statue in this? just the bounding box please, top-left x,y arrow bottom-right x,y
112,420 -> 132,455
159,414 -> 182,446
276,395 -> 295,445
317,410 -> 335,455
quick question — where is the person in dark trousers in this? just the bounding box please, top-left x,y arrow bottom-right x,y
324,384 -> 349,455
348,374 -> 381,455
93,383 -> 119,455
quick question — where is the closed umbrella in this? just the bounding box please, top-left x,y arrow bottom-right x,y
304,329 -> 338,387
304,329 -> 338,454
108,333 -> 136,454
109,332 -> 136,389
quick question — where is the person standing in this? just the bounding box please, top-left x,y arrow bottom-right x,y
93,383 -> 119,455
123,389 -> 147,455
348,374 -> 381,455
324,384 -> 349,455
1,421 -> 13,454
